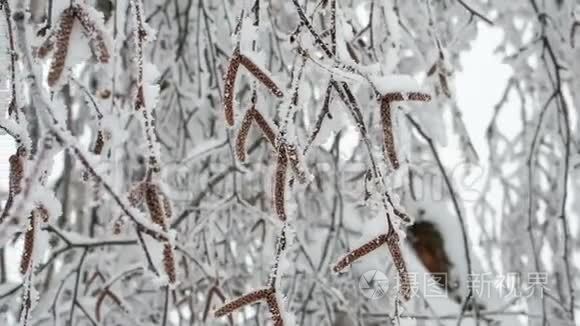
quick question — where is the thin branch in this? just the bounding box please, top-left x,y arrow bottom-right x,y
455,0 -> 493,25
407,114 -> 478,322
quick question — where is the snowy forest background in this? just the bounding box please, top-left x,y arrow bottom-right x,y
0,0 -> 578,325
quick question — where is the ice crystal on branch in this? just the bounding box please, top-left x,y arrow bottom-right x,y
0,0 -> 573,325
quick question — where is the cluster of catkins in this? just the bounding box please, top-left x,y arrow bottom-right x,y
213,43 -> 304,324
215,5 -> 435,321
36,4 -> 110,87
126,180 -> 177,285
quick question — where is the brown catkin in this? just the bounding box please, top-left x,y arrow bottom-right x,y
91,31 -> 110,63
9,147 -> 26,195
160,191 -> 173,220
333,233 -> 388,273
239,55 -> 284,98
235,108 -> 255,162
380,93 -> 404,170
252,109 -> 277,146
378,91 -> 431,170
73,5 -> 110,63
0,147 -> 26,224
274,145 -> 289,222
93,130 -> 105,154
159,187 -> 176,283
144,183 -> 176,284
144,183 -> 165,228
214,288 -> 270,317
407,92 -> 432,102
162,243 -> 177,284
386,230 -> 411,301
265,290 -> 284,326
224,52 -> 241,126
48,8 -> 75,87
20,214 -> 35,275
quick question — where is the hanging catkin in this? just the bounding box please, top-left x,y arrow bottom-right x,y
386,229 -> 411,301
224,51 -> 241,126
20,214 -> 35,275
144,183 -> 177,285
274,145 -> 289,222
47,8 -> 75,87
235,108 -> 254,162
239,55 -> 284,98
74,4 -> 110,63
265,290 -> 284,326
380,93 -> 404,170
252,108 -> 277,146
41,4 -> 111,87
333,233 -> 388,272
0,147 -> 26,224
214,288 -> 270,317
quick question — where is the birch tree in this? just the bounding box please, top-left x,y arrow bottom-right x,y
0,0 -> 577,325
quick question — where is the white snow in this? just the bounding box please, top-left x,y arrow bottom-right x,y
370,74 -> 423,95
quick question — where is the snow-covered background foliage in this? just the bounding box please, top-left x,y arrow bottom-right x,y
0,0 -> 578,325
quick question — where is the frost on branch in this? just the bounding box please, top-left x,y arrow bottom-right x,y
0,0 -> 572,325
